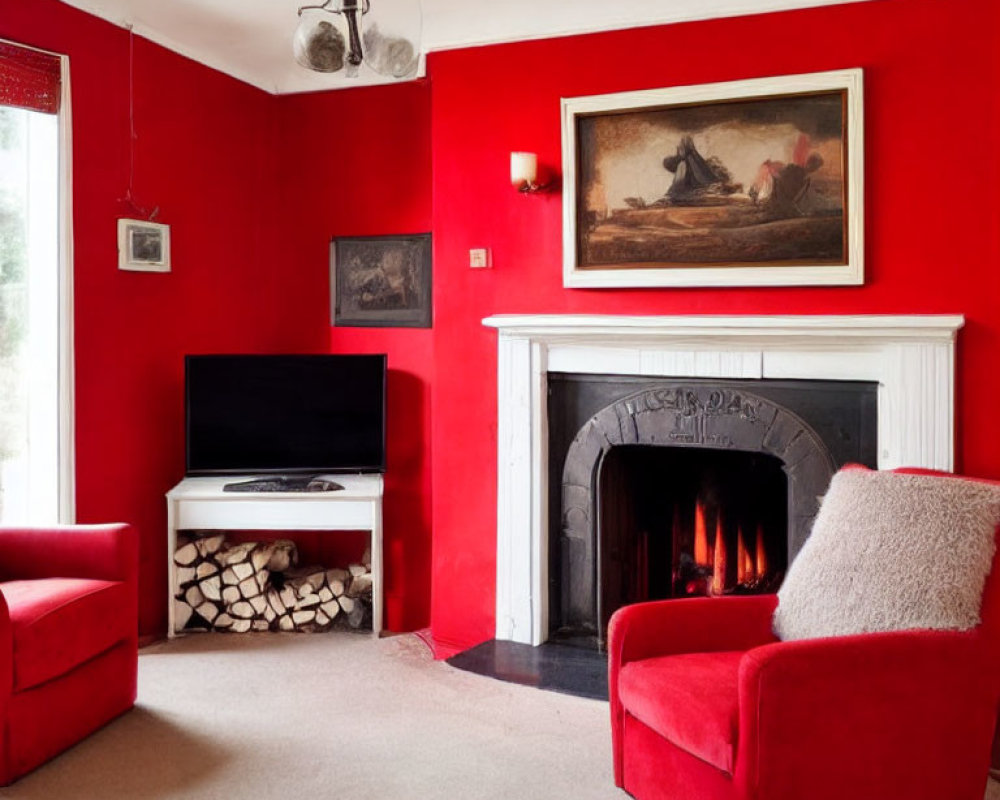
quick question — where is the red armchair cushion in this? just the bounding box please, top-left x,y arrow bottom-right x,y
619,650 -> 744,774
0,578 -> 131,691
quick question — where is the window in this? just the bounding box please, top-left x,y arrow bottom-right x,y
0,41 -> 71,524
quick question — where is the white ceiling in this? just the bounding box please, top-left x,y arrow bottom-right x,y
59,0 -> 870,95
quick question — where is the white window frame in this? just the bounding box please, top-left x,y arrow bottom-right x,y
57,53 -> 75,523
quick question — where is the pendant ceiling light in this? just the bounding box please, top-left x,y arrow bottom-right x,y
293,0 -> 422,80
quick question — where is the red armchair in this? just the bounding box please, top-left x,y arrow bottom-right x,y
609,473 -> 1000,800
0,524 -> 138,784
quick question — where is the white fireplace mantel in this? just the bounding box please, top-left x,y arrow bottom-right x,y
483,313 -> 965,646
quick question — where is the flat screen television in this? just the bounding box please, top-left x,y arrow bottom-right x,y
185,354 -> 386,476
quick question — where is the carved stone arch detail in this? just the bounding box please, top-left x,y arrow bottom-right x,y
559,385 -> 837,636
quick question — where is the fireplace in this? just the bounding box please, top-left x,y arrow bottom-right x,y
548,376 -> 876,647
485,314 -> 963,647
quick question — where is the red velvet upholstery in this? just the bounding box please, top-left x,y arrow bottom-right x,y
0,525 -> 138,785
620,651 -> 743,773
609,469 -> 1000,800
2,578 -> 132,691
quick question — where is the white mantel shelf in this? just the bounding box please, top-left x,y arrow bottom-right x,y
483,314 -> 965,339
483,313 -> 965,646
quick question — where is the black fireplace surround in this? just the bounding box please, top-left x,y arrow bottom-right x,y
547,375 -> 878,647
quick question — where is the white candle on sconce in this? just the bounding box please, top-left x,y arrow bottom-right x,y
510,151 -> 538,191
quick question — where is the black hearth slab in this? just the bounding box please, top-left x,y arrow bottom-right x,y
447,640 -> 608,701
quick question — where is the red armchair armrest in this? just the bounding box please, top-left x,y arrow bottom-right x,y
609,595 -> 780,667
608,595 -> 779,784
0,524 -> 137,584
0,590 -> 11,709
736,629 -> 998,799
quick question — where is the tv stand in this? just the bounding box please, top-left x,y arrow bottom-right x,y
166,474 -> 383,638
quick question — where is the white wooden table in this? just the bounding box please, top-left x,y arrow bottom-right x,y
166,474 -> 383,637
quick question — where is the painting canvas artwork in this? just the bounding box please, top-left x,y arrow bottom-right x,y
562,69 -> 863,287
332,234 -> 432,327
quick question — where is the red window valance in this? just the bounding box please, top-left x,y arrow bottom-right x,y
0,41 -> 61,114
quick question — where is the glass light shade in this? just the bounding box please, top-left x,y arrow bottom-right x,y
293,7 -> 349,73
511,152 -> 538,189
362,0 -> 422,79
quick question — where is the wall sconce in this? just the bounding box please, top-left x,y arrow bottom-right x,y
511,151 -> 550,193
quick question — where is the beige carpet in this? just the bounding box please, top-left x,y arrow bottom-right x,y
0,633 -> 622,799
1,632 -> 997,799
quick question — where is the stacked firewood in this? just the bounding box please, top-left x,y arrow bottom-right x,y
173,533 -> 372,633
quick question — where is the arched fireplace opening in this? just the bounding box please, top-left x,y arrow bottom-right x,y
597,445 -> 788,641
549,377 -> 877,649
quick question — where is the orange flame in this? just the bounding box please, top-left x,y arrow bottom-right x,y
755,523 -> 768,577
694,501 -> 710,567
737,525 -> 755,584
712,514 -> 726,595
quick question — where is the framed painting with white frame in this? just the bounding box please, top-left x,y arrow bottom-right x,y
117,218 -> 170,272
561,68 -> 864,288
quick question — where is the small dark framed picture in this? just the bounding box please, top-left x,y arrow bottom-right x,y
117,218 -> 170,272
332,233 -> 432,328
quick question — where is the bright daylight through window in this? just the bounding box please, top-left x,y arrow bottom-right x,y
0,44 -> 62,524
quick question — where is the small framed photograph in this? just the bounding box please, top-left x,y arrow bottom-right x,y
332,234 -> 432,328
118,218 -> 170,272
562,68 -> 864,288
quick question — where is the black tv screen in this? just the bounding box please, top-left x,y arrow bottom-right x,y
185,354 -> 386,475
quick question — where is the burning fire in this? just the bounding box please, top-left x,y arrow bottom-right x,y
736,526 -> 753,584
694,501 -> 710,566
682,500 -> 773,597
711,515 -> 726,596
755,523 -> 768,577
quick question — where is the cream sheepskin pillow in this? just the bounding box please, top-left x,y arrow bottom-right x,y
773,468 -> 1000,641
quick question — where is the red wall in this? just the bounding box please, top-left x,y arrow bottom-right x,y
425,0 -> 1000,654
1,0 -> 327,636
5,0 -> 1000,647
275,84 -> 433,631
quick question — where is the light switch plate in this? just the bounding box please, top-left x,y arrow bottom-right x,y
469,248 -> 492,269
